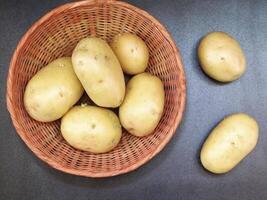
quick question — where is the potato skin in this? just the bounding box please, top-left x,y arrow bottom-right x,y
200,113 -> 259,174
24,57 -> 83,122
61,105 -> 122,153
111,33 -> 149,75
119,72 -> 164,137
198,32 -> 246,82
72,37 -> 125,108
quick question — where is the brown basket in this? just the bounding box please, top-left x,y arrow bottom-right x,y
6,0 -> 186,177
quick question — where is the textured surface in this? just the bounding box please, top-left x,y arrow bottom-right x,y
1,0 -> 267,199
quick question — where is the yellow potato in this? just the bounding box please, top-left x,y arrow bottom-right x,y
24,57 -> 83,122
111,33 -> 149,75
200,113 -> 259,174
61,105 -> 122,153
72,37 -> 125,108
119,72 -> 164,137
198,32 -> 246,82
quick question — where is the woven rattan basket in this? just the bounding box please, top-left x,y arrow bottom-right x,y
7,0 -> 186,177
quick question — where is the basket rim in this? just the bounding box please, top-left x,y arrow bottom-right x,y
6,0 -> 186,178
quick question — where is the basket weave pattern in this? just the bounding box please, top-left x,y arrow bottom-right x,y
7,0 -> 186,177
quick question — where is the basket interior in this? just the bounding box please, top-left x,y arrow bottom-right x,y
8,1 -> 184,176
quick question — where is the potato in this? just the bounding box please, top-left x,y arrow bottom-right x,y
119,72 -> 164,137
72,37 -> 125,108
198,32 -> 246,82
24,57 -> 83,122
200,113 -> 259,174
61,105 -> 122,153
111,33 -> 149,75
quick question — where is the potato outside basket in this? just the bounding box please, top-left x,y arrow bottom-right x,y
6,0 -> 186,177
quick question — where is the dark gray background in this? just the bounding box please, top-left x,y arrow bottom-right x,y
1,0 -> 267,199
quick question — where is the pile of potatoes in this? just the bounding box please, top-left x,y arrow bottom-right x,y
24,30 -> 259,175
24,33 -> 165,154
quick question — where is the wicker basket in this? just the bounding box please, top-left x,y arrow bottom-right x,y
6,0 -> 186,177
